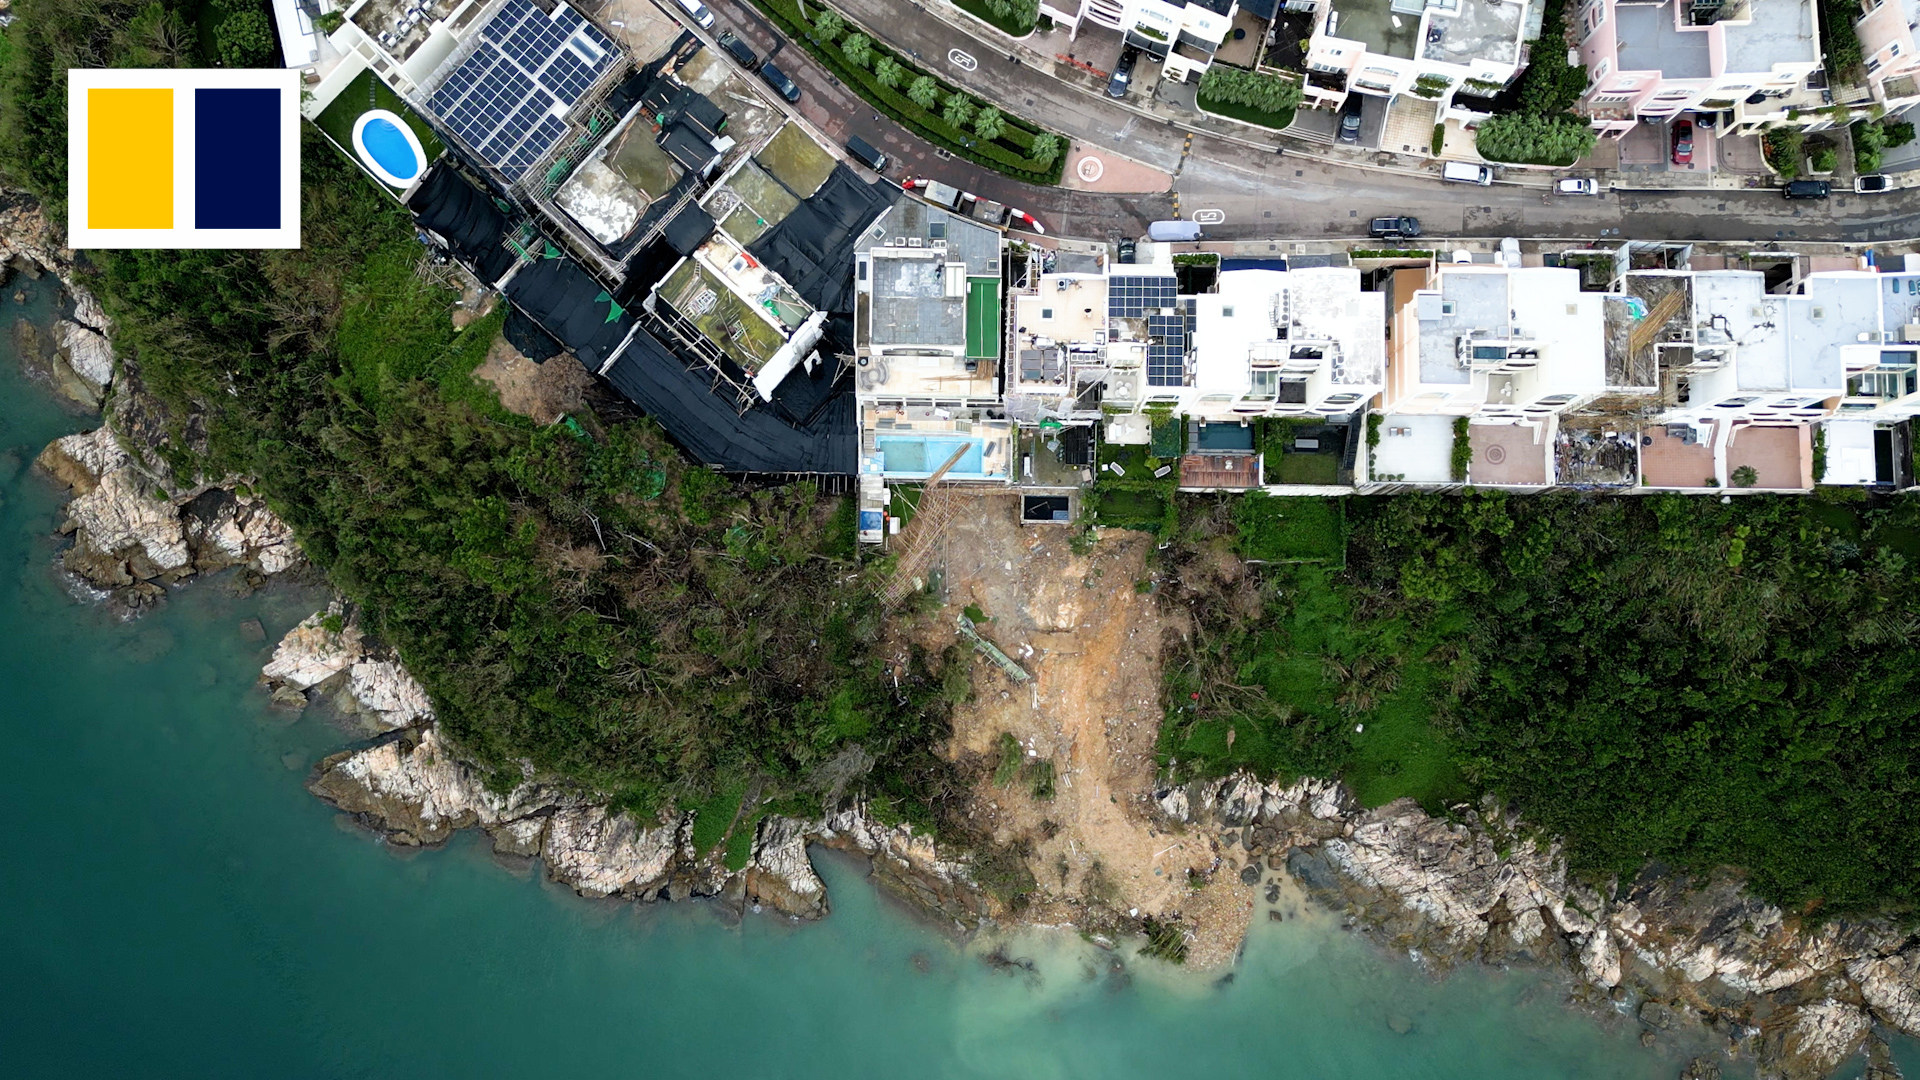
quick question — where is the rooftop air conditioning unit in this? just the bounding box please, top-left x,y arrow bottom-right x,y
893,237 -> 908,246
908,237 -> 925,248
1903,323 -> 1920,342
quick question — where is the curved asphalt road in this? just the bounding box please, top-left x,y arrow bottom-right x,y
629,0 -> 1920,245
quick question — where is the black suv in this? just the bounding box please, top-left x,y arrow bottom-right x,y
1107,49 -> 1137,98
1368,215 -> 1421,238
1783,179 -> 1830,200
758,61 -> 801,103
716,30 -> 758,70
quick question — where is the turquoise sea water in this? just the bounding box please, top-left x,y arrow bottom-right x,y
2,282 -> 1911,1079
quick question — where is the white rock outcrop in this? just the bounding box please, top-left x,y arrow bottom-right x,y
36,425 -> 300,604
1159,773 -> 1920,1080
262,606 -> 434,729
306,725 -> 869,921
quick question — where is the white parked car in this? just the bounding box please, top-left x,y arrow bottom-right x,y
1555,178 -> 1599,195
1855,174 -> 1891,193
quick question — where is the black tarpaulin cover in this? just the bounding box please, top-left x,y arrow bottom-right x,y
406,163 -> 516,285
502,254 -> 634,371
602,331 -> 854,475
747,165 -> 897,315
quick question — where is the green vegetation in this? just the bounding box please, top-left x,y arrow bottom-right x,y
1139,916 -> 1189,963
0,0 -> 298,216
1475,112 -> 1595,166
1197,67 -> 1303,130
1766,128 -> 1806,178
1412,74 -> 1453,100
1809,142 -> 1838,174
1853,120 -> 1890,174
1731,464 -> 1760,488
1817,0 -> 1864,82
1349,249 -> 1437,260
1166,491 -> 1920,917
1450,417 -> 1472,482
211,2 -> 274,66
1431,123 -> 1447,157
954,0 -> 1039,36
748,0 -> 1066,183
1475,0 -> 1591,165
690,782 -> 748,854
1234,493 -> 1346,564
0,0 -> 978,847
1255,416 -> 1341,486
1084,443 -> 1180,536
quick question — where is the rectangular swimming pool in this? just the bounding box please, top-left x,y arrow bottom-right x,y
874,434 -> 986,478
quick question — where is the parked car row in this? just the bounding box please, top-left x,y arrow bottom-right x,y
703,20 -> 802,105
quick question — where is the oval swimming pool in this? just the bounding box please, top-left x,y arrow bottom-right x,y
351,110 -> 427,188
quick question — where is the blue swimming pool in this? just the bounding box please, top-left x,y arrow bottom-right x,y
874,435 -> 985,477
351,110 -> 426,188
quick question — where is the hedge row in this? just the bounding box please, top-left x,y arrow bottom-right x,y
748,0 -> 1065,185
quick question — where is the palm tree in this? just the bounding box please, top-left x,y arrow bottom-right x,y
973,106 -> 1005,143
841,32 -> 872,69
907,76 -> 940,109
1029,133 -> 1062,166
811,9 -> 844,44
873,57 -> 904,89
942,92 -> 974,129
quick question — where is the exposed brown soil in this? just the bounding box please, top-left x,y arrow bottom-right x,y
899,492 -> 1258,967
471,336 -> 595,425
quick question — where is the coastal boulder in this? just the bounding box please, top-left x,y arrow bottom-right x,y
262,606 -> 433,728
1757,1000 -> 1872,1080
744,815 -> 828,919
308,727 -> 556,845
540,804 -> 680,898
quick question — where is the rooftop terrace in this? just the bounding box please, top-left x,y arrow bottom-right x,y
1327,0 -> 1420,59
1422,0 -> 1525,65
1722,0 -> 1818,71
1615,2 -> 1714,78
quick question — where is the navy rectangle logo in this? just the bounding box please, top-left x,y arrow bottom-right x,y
193,87 -> 281,231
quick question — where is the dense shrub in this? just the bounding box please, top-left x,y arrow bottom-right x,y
1165,490 -> 1920,917
1475,112 -> 1595,165
1197,66 -> 1304,115
750,0 -> 1065,183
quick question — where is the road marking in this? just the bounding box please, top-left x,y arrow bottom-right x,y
1192,209 -> 1225,225
948,49 -> 977,72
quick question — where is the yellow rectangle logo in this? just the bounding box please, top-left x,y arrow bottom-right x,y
87,87 -> 174,230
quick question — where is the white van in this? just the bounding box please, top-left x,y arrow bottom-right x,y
675,0 -> 716,29
1441,161 -> 1493,186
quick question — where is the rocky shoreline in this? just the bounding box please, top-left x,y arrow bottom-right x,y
12,185 -> 1914,1080
301,717 -> 988,928
1158,775 -> 1918,1080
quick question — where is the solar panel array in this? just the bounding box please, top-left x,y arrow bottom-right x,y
1107,275 -> 1177,320
425,0 -> 618,179
1146,312 -> 1187,387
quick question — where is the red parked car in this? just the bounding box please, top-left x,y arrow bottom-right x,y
1671,119 -> 1694,165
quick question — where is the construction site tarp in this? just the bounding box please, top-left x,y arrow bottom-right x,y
503,305 -> 563,363
407,163 -> 516,285
748,165 -> 897,315
503,254 -> 634,371
660,203 -> 715,257
602,331 -> 854,474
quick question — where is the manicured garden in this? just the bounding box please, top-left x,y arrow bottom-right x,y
747,0 -> 1065,184
1195,66 -> 1302,131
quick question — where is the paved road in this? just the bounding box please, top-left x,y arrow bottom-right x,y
746,0 -> 1920,244
645,0 -> 1920,245
1178,142 -> 1920,244
695,0 -> 1170,240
